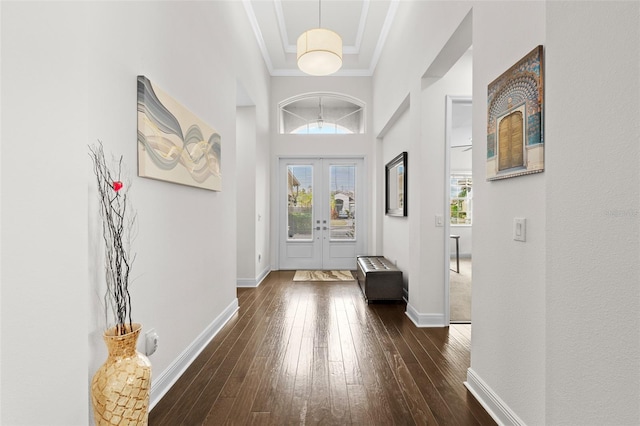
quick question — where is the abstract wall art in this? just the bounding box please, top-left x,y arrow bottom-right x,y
487,45 -> 544,181
137,76 -> 221,191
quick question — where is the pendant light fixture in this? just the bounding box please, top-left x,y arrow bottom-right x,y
316,97 -> 324,128
297,0 -> 343,76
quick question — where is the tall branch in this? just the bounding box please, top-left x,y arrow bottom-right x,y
89,142 -> 136,336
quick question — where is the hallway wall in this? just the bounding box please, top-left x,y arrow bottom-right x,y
1,3 -> 90,424
380,108 -> 411,294
86,5 -> 237,401
417,47 -> 473,319
470,3 -> 546,423
373,1 -> 473,326
237,105 -> 271,286
1,2 -> 270,424
545,2 -> 640,423
373,1 -> 546,422
374,1 -> 640,424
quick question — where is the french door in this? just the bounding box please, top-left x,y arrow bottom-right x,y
279,158 -> 365,270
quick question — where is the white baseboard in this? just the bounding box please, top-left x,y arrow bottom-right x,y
236,266 -> 271,288
149,298 -> 239,410
464,368 -> 525,426
405,303 -> 446,327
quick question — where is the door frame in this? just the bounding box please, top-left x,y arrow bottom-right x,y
275,155 -> 368,270
444,95 -> 472,324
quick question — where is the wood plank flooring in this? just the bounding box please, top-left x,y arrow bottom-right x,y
150,271 -> 495,425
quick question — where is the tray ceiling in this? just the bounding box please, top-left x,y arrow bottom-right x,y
243,0 -> 399,76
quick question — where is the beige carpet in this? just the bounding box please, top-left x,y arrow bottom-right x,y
293,270 -> 354,282
450,258 -> 472,322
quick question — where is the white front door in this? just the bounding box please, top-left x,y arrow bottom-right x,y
279,158 -> 365,270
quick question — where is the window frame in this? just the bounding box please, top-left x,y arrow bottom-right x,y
450,173 -> 472,226
278,92 -> 366,135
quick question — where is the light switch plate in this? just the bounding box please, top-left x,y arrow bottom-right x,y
435,215 -> 444,227
513,217 -> 526,242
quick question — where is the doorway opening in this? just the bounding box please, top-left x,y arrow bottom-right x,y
446,96 -> 472,324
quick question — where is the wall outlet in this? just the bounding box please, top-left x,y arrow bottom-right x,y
145,329 -> 159,356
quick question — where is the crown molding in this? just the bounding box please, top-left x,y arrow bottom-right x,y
245,0 -> 396,76
242,0 -> 274,75
275,0 -> 370,55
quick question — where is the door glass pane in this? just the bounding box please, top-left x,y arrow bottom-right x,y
329,165 -> 356,240
287,165 -> 313,240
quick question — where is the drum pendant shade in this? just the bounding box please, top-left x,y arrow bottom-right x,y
297,28 -> 343,76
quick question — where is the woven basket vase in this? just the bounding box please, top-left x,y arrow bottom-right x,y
91,323 -> 152,425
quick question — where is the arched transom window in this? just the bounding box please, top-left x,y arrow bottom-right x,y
279,93 -> 365,135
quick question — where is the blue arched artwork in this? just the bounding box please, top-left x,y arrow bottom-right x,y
487,46 -> 544,181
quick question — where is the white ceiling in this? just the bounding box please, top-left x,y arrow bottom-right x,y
243,0 -> 399,76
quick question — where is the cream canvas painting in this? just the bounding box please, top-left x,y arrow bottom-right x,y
137,76 -> 222,191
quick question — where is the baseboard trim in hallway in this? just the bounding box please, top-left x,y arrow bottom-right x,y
149,297 -> 239,410
237,266 -> 271,288
465,367 -> 524,426
405,302 -> 446,327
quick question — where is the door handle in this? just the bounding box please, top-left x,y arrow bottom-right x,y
316,227 -> 321,230
323,226 -> 328,230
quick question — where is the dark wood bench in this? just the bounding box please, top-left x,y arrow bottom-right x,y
356,255 -> 403,303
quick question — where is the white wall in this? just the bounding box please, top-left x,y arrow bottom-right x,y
419,50 -> 473,317
470,2 -> 546,423
234,0 -> 273,287
545,2 -> 640,423
236,102 -> 270,286
374,2 -> 472,325
236,106 -> 258,283
1,3 -> 90,424
374,0 -> 547,422
255,100 -> 271,281
450,151 -> 472,173
374,1 -> 640,424
87,1 -> 236,411
373,2 -> 472,136
0,3 -> 2,417
1,2 -> 270,424
381,108 -> 411,293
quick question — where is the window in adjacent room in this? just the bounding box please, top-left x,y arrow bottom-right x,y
450,174 -> 472,225
279,93 -> 364,134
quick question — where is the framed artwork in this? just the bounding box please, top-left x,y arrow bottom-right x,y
487,45 -> 544,181
137,75 -> 222,191
385,152 -> 407,217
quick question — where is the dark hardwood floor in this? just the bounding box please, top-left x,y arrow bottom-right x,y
150,271 -> 495,425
